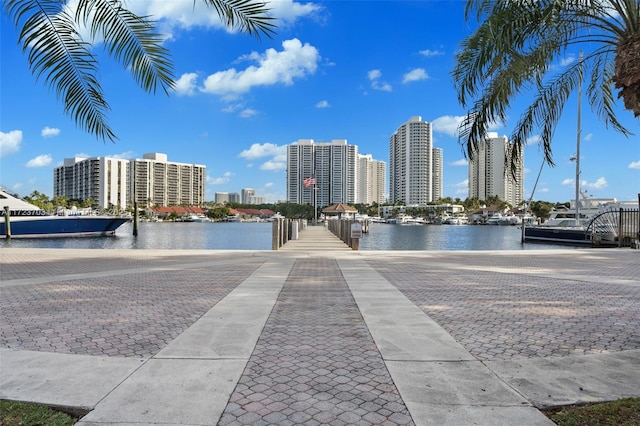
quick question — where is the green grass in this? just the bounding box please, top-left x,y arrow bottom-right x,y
0,400 -> 78,426
2,397 -> 639,425
543,397 -> 640,426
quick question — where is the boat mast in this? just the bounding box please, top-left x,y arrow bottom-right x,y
574,51 -> 583,227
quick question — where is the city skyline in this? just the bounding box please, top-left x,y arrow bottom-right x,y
1,1 -> 639,204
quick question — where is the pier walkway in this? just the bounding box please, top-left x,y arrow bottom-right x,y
1,226 -> 639,425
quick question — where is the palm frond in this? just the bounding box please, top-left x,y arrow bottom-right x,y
4,0 -> 116,142
587,48 -> 633,134
201,0 -> 276,39
455,0 -> 637,172
75,0 -> 175,95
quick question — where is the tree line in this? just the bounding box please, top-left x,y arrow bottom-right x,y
15,190 -> 561,221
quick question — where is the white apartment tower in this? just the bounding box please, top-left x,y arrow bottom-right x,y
54,157 -> 129,209
241,188 -> 255,204
287,139 -> 358,206
432,147 -> 443,202
468,133 -> 524,206
129,153 -> 205,207
389,116 -> 434,204
357,154 -> 386,204
215,192 -> 241,204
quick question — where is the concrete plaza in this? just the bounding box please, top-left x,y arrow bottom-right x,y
1,226 -> 639,425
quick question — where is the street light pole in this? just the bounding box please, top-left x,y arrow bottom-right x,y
314,185 -> 317,225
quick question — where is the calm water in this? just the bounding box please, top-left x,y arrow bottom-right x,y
0,221 -> 576,251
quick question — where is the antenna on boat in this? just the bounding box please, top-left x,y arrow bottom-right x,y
574,50 -> 583,227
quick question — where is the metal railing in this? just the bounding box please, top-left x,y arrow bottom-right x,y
588,208 -> 639,248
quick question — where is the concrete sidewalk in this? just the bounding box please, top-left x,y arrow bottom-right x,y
1,227 -> 639,425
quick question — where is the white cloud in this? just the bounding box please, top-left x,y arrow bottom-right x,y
0,130 -> 22,157
584,133 -> 593,141
222,103 -> 244,113
454,179 -> 469,188
26,154 -> 52,168
264,182 -> 274,188
368,69 -> 392,92
450,159 -> 468,166
207,171 -> 233,185
582,177 -> 607,190
41,127 -> 60,138
419,49 -> 444,57
315,100 -> 330,108
200,38 -> 320,97
108,151 -> 136,159
432,115 -> 465,137
238,143 -> 287,172
239,108 -> 258,118
134,0 -> 319,36
267,0 -> 322,25
402,68 -> 428,83
559,54 -> 576,67
368,69 -> 382,80
526,135 -> 541,145
238,143 -> 286,160
561,178 -> 574,186
260,159 -> 286,171
538,188 -> 550,193
629,161 -> 640,169
174,72 -> 198,96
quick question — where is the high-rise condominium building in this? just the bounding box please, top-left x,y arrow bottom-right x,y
432,147 -> 443,202
468,132 -> 524,206
54,157 -> 130,209
241,188 -> 255,204
287,139 -> 358,206
389,116 -> 437,205
55,153 -> 206,209
357,154 -> 386,204
215,192 -> 240,204
129,153 -> 205,207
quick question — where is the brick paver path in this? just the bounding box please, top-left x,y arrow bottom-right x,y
218,258 -> 414,426
1,257 -> 261,357
370,254 -> 640,360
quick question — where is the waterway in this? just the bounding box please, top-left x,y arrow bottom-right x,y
1,221 -> 576,251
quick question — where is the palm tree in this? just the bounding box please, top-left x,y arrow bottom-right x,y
453,0 -> 639,171
4,0 -> 275,142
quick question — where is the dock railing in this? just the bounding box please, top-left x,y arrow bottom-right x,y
272,218 -> 307,250
271,217 -> 367,250
326,218 -> 369,250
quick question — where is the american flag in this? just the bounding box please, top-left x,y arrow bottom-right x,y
303,176 -> 316,188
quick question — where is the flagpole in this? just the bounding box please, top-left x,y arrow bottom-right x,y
314,185 -> 317,225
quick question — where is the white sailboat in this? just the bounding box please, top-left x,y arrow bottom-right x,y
524,51 -> 593,244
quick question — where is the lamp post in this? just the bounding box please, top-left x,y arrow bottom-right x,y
314,186 -> 318,225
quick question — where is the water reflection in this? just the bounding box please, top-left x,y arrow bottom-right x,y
1,221 -> 576,251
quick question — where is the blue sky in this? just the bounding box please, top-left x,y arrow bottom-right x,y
1,0 -> 639,204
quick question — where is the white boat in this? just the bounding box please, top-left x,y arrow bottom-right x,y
405,217 -> 427,225
486,213 -> 503,225
497,214 -> 521,226
386,214 -> 411,224
444,215 -> 468,225
0,190 -> 129,238
524,51 -> 592,245
525,198 -> 637,245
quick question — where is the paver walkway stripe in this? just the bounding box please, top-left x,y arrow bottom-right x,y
218,258 -> 414,425
76,259 -> 292,425
339,258 -> 554,425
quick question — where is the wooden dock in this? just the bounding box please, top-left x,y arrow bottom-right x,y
278,224 -> 353,251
